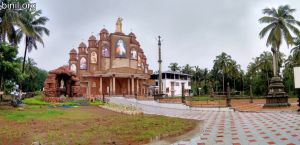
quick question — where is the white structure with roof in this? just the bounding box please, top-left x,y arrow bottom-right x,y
150,71 -> 191,97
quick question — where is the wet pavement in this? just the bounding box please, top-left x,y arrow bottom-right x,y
109,97 -> 300,145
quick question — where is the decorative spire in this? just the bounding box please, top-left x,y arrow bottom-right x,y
115,17 -> 123,32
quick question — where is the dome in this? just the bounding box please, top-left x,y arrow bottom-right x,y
70,48 -> 77,53
100,28 -> 108,33
79,42 -> 87,48
89,35 -> 96,40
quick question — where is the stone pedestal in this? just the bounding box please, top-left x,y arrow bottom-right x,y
263,77 -> 290,107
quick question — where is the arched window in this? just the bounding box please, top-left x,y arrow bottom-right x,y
102,46 -> 110,57
80,57 -> 87,70
131,48 -> 137,60
70,64 -> 77,72
115,39 -> 126,58
91,51 -> 97,63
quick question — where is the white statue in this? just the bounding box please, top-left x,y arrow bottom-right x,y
60,80 -> 64,89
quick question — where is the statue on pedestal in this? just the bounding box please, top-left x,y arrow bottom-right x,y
116,17 -> 123,32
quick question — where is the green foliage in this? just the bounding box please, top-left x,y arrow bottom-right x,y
0,42 -> 23,93
89,100 -> 105,106
23,95 -> 50,105
22,58 -> 48,92
211,52 -> 242,93
168,62 -> 181,72
283,45 -> 300,96
0,109 -> 64,121
186,95 -> 211,101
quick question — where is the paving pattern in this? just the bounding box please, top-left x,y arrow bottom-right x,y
109,97 -> 300,145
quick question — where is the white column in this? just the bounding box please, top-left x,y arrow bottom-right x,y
112,75 -> 116,95
109,77 -> 112,95
131,77 -> 135,95
136,79 -> 139,95
128,78 -> 130,95
99,77 -> 102,95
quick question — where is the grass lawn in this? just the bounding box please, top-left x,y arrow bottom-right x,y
187,95 -> 212,101
0,106 -> 197,145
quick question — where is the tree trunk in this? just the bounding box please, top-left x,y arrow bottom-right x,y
272,52 -> 277,77
0,72 -> 3,91
22,38 -> 28,73
222,72 -> 225,94
234,79 -> 236,91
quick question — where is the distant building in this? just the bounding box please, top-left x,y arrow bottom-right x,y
150,71 -> 191,96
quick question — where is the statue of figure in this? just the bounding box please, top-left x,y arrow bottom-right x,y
60,79 -> 64,89
116,17 -> 123,32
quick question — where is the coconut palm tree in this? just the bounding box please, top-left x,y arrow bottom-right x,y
181,64 -> 194,75
16,10 -> 49,73
291,37 -> 300,62
168,62 -> 181,72
213,52 -> 232,93
0,0 -> 29,44
259,5 -> 300,77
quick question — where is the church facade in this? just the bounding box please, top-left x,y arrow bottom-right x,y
45,18 -> 153,98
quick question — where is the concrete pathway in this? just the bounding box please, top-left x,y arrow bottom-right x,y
109,97 -> 300,145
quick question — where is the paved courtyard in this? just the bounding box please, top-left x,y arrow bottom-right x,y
109,97 -> 300,145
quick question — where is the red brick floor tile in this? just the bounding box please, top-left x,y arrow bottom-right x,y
267,141 -> 275,144
216,140 -> 223,143
281,138 -> 288,140
286,144 -> 296,145
292,134 -> 298,137
263,136 -> 270,139
197,143 -> 205,145
249,139 -> 256,143
232,143 -> 241,145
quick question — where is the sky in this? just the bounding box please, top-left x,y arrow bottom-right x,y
18,0 -> 300,72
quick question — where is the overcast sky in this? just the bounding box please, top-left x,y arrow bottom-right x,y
19,0 -> 300,72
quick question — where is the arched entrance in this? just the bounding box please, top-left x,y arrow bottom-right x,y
44,66 -> 82,97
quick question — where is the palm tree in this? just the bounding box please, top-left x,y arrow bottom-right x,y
291,37 -> 300,62
168,62 -> 181,72
259,52 -> 273,86
259,5 -> 300,77
213,52 -> 232,93
228,61 -> 241,91
25,58 -> 37,78
16,10 -> 49,73
181,64 -> 194,75
193,66 -> 204,95
0,0 -> 29,43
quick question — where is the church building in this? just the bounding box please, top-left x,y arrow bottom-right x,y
44,18 -> 153,98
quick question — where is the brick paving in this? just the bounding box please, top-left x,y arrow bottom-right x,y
110,97 -> 300,145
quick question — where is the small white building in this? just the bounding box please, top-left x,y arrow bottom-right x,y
150,71 -> 192,97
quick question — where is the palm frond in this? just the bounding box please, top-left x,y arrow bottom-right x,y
259,16 -> 278,24
259,23 -> 275,38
